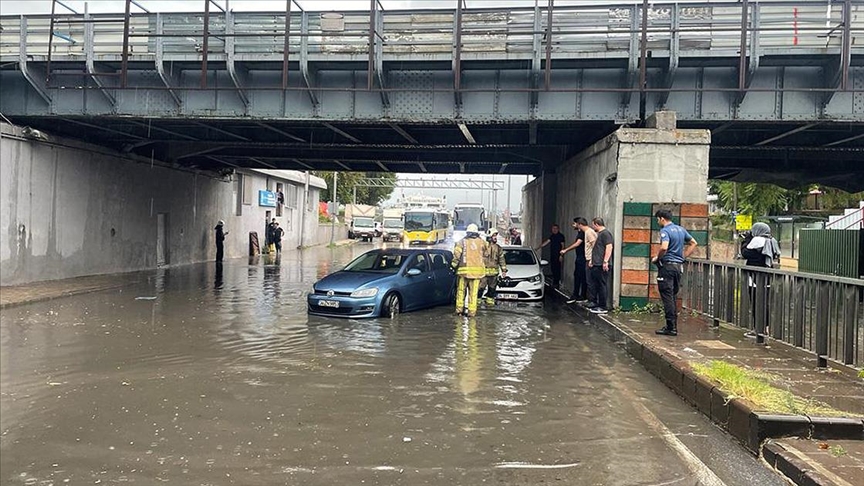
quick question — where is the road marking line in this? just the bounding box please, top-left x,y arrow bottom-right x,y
495,462 -> 581,469
632,401 -> 727,486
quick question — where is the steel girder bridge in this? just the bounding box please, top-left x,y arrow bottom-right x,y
1,0 -> 862,190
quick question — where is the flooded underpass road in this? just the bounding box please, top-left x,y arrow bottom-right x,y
1,243 -> 786,486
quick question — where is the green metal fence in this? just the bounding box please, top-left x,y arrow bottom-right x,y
798,229 -> 863,279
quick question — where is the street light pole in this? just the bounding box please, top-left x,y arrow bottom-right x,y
330,172 -> 338,246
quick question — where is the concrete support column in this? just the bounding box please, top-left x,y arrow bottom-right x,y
552,111 -> 710,307
521,172 -> 556,249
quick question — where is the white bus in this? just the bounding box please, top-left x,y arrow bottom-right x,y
452,203 -> 487,242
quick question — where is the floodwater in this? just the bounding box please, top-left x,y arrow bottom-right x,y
1,243 -> 785,485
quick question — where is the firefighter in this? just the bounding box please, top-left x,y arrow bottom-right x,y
451,223 -> 489,317
479,230 -> 507,305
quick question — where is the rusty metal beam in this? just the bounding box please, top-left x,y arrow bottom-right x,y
192,121 -> 250,141
453,0 -> 463,114
127,120 -> 199,140
201,0 -> 211,89
823,132 -> 864,148
62,118 -> 145,140
457,123 -> 476,144
282,0 -> 291,90
388,123 -> 418,144
322,123 -> 362,143
46,0 -> 58,84
738,0 -> 749,93
19,18 -> 52,105
754,123 -> 820,146
841,0 -> 852,90
256,122 -> 306,143
544,0 -> 554,90
367,0 -> 377,91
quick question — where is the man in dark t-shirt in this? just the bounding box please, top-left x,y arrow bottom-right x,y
537,224 -> 566,288
561,217 -> 588,303
588,218 -> 614,314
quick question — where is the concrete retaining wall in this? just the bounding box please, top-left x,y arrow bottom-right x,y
540,113 -> 710,306
0,123 -> 324,286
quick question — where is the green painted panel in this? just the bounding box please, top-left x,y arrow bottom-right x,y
623,202 -> 653,216
622,243 -> 650,257
689,230 -> 709,245
619,296 -> 649,311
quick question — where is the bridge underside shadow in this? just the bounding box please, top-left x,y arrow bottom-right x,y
8,116 -> 864,191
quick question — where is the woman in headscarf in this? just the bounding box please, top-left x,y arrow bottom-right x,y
740,222 -> 780,338
742,222 -> 781,268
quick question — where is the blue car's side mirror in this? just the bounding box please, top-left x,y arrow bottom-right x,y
406,268 -> 422,277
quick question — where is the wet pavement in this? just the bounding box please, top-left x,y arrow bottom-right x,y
1,243 -> 786,485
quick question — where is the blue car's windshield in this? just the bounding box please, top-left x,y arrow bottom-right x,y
344,252 -> 406,274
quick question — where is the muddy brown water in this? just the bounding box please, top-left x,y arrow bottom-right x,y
1,244 -> 786,485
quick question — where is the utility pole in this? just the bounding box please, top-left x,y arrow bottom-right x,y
298,171 -> 310,249
507,174 -> 512,212
330,172 -> 338,246
733,182 -> 741,258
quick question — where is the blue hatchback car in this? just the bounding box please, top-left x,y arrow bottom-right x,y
307,249 -> 456,318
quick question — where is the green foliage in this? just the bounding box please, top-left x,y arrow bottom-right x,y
710,181 -> 863,216
709,181 -> 792,216
820,188 -> 864,210
314,171 -> 397,206
691,360 -> 855,417
858,369 -> 864,380
624,302 -> 663,314
829,445 -> 848,457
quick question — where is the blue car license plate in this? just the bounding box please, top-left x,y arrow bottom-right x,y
318,300 -> 340,308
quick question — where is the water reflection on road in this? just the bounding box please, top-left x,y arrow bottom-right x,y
0,243 -> 785,485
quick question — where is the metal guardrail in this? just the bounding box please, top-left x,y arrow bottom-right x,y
0,0 -> 859,95
683,259 -> 864,369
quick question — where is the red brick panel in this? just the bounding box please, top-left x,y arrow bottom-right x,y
621,269 -> 650,285
680,203 -> 709,218
623,228 -> 651,244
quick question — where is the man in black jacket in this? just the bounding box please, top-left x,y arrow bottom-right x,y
215,220 -> 228,262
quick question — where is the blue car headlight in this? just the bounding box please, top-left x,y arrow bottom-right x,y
350,287 -> 379,298
528,274 -> 542,283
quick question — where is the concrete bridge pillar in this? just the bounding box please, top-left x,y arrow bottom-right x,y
527,111 -> 710,308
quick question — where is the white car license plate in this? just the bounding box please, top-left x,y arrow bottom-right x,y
318,300 -> 340,308
497,293 -> 518,300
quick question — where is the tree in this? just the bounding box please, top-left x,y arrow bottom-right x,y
710,181 -> 863,216
709,181 -> 792,216
314,171 -> 397,206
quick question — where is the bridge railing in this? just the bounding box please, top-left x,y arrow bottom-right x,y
1,1 -> 859,61
683,259 -> 864,370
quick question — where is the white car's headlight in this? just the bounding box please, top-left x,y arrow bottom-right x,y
350,288 -> 379,298
528,274 -> 542,283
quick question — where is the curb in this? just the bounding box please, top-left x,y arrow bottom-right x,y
555,294 -> 864,458
762,441 -> 851,486
0,282 -> 135,309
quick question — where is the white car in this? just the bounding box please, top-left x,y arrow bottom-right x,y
494,247 -> 547,301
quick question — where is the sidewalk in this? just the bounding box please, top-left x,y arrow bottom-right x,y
0,272 -> 146,308
557,294 -> 864,486
764,438 -> 863,486
1,240 -> 358,309
605,312 -> 864,417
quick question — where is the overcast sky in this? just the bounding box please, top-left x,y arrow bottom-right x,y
386,174 -> 532,214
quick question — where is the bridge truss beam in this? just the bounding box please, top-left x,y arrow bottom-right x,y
355,178 -> 505,191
